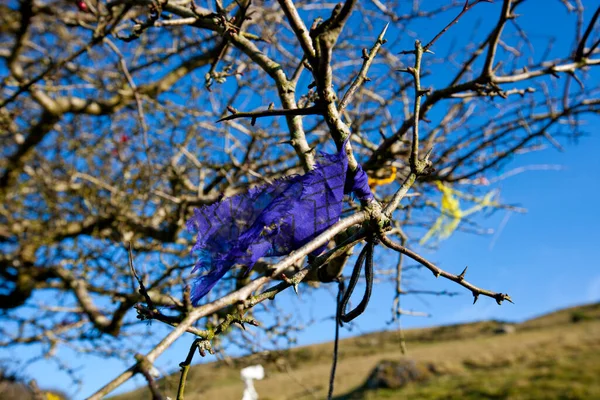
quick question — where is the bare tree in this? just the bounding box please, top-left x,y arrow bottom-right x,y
1,0 -> 599,397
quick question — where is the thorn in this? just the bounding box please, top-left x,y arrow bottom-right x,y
281,273 -> 300,295
397,67 -> 416,76
362,48 -> 369,59
472,292 -> 479,304
433,270 -> 440,278
268,102 -> 275,110
378,22 -> 390,42
425,49 -> 435,54
424,145 -> 435,162
499,293 -> 514,305
251,117 -> 256,126
458,266 -> 468,281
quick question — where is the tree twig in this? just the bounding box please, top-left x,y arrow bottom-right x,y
217,105 -> 324,123
378,233 -> 513,305
338,23 -> 389,111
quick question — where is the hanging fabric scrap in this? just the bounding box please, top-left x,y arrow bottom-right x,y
186,144 -> 374,305
420,181 -> 497,245
368,165 -> 397,189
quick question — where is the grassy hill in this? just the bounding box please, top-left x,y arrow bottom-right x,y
112,302 -> 600,400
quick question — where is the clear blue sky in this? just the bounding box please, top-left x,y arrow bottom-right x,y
2,1 -> 599,399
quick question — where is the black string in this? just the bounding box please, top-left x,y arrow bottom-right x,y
328,236 -> 376,399
339,239 -> 374,324
327,279 -> 344,400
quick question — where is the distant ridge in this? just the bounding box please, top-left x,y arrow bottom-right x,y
112,301 -> 600,400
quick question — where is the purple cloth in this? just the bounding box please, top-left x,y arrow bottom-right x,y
187,145 -> 373,305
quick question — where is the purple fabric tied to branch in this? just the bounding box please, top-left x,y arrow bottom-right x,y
186,144 -> 374,305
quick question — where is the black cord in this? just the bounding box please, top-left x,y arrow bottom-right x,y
328,279 -> 344,400
339,239 -> 374,324
328,236 -> 376,399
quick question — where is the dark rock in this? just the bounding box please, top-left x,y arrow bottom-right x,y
493,324 -> 516,334
364,359 -> 432,390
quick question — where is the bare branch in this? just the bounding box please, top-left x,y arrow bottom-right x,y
378,234 -> 513,305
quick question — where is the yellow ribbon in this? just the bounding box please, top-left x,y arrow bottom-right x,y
368,166 -> 397,188
420,181 -> 496,245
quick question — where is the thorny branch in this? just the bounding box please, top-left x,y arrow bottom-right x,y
378,234 -> 512,305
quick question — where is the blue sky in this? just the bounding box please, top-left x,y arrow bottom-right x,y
2,1 -> 599,399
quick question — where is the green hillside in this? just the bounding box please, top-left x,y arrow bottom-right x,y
112,302 -> 600,400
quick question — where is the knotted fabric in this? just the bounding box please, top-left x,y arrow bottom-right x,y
187,144 -> 374,305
